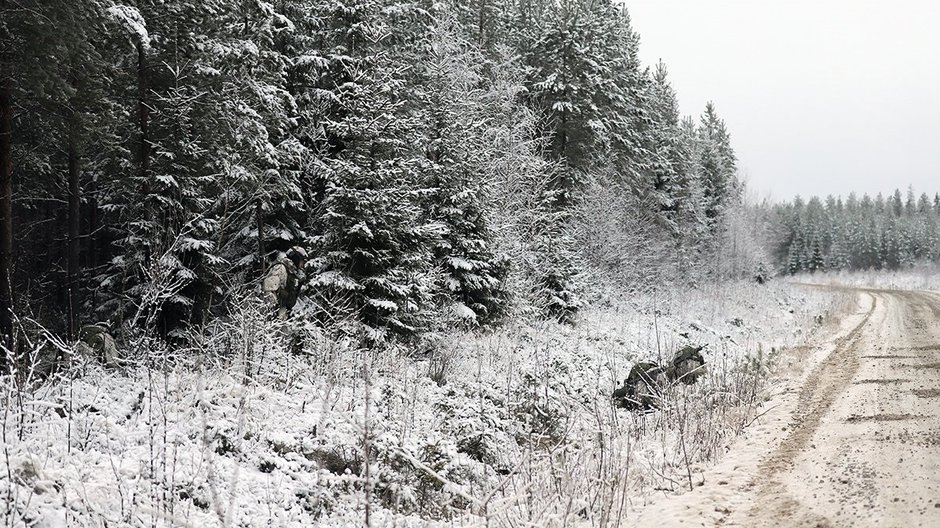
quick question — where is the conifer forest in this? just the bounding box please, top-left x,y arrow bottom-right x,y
1,2 -> 938,527
1,0 -> 744,348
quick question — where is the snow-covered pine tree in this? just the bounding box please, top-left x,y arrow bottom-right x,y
647,62 -> 693,238
416,14 -> 509,326
905,186 -> 917,217
102,1 -> 228,337
698,102 -> 739,230
673,115 -> 710,277
306,0 -> 437,339
209,0 -> 314,280
520,0 -> 628,207
786,231 -> 805,274
918,192 -> 932,215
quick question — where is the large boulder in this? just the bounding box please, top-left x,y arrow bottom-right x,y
613,361 -> 667,411
667,345 -> 706,385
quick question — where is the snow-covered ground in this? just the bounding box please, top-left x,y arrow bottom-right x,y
1,280 -> 847,527
793,264 -> 940,292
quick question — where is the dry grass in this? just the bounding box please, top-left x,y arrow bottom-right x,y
0,280 -> 850,527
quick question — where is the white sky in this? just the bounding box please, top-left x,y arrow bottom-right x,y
625,0 -> 940,202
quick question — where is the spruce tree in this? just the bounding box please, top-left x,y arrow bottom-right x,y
521,0 -> 627,206
697,102 -> 738,230
417,16 -> 508,325
306,0 -> 436,338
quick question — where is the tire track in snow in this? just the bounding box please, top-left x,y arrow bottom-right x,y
745,292 -> 878,527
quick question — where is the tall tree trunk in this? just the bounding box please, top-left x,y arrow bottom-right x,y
0,60 -> 13,366
256,199 -> 265,276
132,39 -> 150,331
137,41 -> 150,185
67,134 -> 80,340
477,0 -> 487,46
88,174 -> 98,270
87,174 -> 98,311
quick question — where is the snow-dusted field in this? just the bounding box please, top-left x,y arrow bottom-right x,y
793,264 -> 940,292
1,281 -> 847,527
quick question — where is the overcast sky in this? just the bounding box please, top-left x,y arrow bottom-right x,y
625,0 -> 940,203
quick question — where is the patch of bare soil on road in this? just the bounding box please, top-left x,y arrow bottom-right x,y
844,413 -> 926,423
853,378 -> 910,385
872,429 -> 940,447
901,362 -> 940,370
887,344 -> 940,351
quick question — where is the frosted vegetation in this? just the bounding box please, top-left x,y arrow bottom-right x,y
2,282 -> 845,527
0,0 -> 743,345
0,0 -> 930,527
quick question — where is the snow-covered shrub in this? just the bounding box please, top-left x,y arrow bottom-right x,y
0,279 -> 851,527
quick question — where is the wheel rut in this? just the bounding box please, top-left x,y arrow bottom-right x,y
628,288 -> 940,528
745,294 -> 878,527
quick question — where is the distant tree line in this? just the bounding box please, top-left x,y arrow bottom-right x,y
0,0 -> 742,359
772,189 -> 940,274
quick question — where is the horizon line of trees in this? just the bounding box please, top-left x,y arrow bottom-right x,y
0,0 -> 743,365
771,188 -> 940,274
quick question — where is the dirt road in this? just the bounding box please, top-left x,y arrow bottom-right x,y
631,288 -> 940,527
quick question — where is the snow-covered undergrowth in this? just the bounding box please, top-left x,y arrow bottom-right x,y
1,281 -> 848,527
